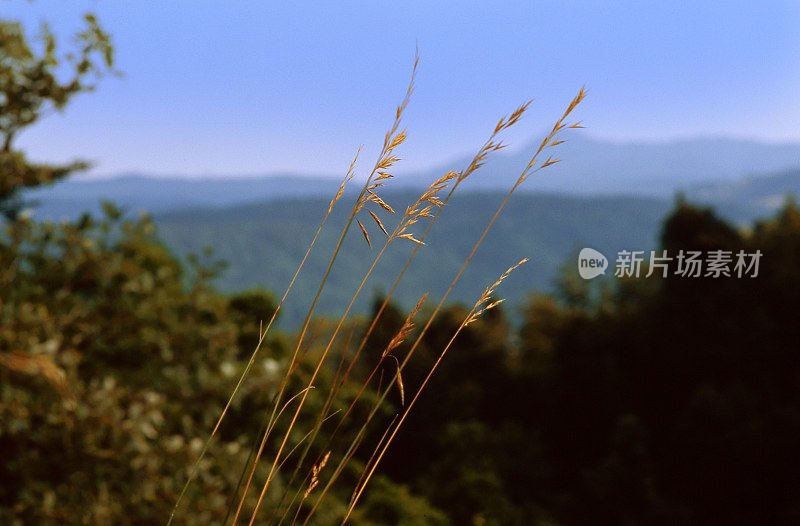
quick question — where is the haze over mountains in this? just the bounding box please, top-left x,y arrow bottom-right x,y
21,134 -> 800,326
25,134 -> 800,220
402,134 -> 800,196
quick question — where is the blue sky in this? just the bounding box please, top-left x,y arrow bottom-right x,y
4,0 -> 800,178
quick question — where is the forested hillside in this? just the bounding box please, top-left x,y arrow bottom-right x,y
155,191 -> 670,326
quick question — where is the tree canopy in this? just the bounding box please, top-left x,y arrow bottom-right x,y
0,14 -> 114,220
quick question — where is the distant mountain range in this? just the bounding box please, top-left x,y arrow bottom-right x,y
22,134 -> 800,221
686,168 -> 800,222
402,134 -> 800,196
23,174 -> 342,220
146,170 -> 798,328
17,136 -> 799,326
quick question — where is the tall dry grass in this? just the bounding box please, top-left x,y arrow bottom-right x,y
169,50 -> 585,525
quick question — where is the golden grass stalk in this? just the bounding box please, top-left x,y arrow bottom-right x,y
356,219 -> 371,248
256,165 -> 454,524
308,451 -> 330,495
325,100 -> 532,407
230,51 -> 419,525
383,293 -> 427,360
280,109 -> 533,523
343,260 -> 528,523
273,294 -> 426,522
277,412 -> 340,475
348,413 -> 398,509
309,101 -> 532,436
300,89 -> 584,525
167,149 -> 359,525
246,148 -> 450,525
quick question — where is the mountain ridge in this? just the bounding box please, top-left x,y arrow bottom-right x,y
22,134 -> 800,221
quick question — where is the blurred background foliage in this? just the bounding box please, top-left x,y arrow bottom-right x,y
4,187 -> 800,524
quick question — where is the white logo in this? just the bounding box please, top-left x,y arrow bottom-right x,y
578,247 -> 608,280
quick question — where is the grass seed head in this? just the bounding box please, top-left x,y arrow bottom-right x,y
356,219 -> 371,248
369,210 -> 389,237
467,258 -> 528,326
382,293 -> 427,359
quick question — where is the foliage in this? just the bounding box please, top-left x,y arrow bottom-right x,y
0,13 -> 115,219
0,206 -> 449,523
0,207 -> 286,522
353,199 -> 800,525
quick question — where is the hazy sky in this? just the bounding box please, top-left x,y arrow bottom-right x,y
5,0 -> 800,178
